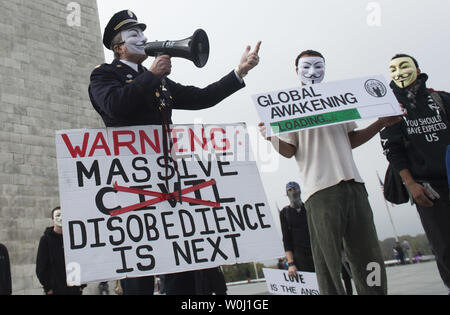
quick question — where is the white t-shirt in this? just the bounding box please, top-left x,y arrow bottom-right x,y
279,123 -> 364,202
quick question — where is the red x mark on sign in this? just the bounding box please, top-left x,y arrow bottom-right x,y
110,180 -> 221,217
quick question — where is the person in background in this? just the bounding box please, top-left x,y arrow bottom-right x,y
36,207 -> 86,295
393,248 -> 399,264
394,242 -> 406,265
277,259 -> 285,270
157,275 -> 166,295
0,243 -> 12,295
381,54 -> 450,292
279,182 -> 315,276
414,250 -> 424,264
402,240 -> 412,264
98,282 -> 109,295
245,267 -> 251,283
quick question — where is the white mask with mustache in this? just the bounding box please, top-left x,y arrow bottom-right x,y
298,57 -> 326,85
53,210 -> 63,228
121,27 -> 148,56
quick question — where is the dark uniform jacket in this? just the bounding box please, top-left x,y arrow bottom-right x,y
279,205 -> 315,272
89,59 -> 245,128
89,59 -> 245,295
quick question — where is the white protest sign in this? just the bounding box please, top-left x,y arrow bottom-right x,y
56,123 -> 284,285
263,268 -> 320,296
252,75 -> 402,136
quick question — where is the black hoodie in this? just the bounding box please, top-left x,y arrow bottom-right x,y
380,73 -> 450,181
0,244 -> 11,295
36,227 -> 83,295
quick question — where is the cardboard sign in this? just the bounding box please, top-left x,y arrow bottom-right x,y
263,268 -> 320,295
253,75 -> 402,136
55,124 -> 284,285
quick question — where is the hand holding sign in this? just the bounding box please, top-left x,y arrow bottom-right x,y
263,268 -> 320,296
253,75 -> 403,136
238,41 -> 262,78
288,264 -> 298,277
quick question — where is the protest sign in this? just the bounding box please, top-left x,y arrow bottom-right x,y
56,123 -> 284,285
253,75 -> 402,136
263,268 -> 320,295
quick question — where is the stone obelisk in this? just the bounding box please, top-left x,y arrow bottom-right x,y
0,0 -> 104,294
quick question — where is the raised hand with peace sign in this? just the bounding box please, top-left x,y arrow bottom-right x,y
236,41 -> 262,79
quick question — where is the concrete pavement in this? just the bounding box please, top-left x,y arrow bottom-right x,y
227,261 -> 448,295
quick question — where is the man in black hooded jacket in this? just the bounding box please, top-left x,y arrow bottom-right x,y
380,54 -> 450,293
0,243 -> 11,295
36,207 -> 85,295
279,182 -> 315,274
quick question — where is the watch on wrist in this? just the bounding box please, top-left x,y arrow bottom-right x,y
288,262 -> 296,267
236,66 -> 248,79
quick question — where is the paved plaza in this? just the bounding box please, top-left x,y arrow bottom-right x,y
227,261 -> 448,295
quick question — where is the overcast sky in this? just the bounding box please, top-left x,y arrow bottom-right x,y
95,0 -> 450,241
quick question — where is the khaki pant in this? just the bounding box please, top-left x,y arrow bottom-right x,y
305,181 -> 387,295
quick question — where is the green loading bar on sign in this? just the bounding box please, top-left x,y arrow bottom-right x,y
271,109 -> 362,134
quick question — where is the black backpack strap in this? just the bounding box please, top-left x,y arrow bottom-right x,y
430,90 -> 449,120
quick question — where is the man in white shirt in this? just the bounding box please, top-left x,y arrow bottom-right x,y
259,50 -> 401,295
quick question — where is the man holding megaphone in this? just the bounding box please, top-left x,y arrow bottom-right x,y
88,10 -> 261,296
89,10 -> 261,129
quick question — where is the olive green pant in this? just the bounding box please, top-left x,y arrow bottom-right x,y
305,181 -> 387,295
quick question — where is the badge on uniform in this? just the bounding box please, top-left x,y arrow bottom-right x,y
125,74 -> 134,83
